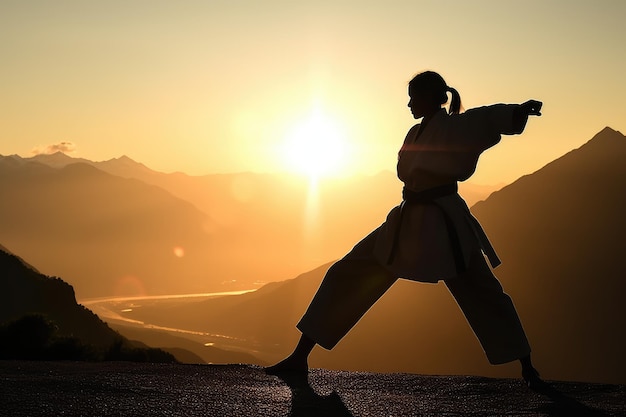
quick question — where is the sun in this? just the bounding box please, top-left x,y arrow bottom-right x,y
280,110 -> 348,179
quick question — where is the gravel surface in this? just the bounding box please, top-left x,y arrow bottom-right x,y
0,361 -> 623,416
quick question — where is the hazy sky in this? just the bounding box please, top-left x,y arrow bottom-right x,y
1,1 -> 624,184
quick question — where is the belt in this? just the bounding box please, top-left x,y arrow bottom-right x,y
387,183 -> 466,274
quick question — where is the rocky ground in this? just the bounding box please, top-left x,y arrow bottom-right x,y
0,361 -> 624,416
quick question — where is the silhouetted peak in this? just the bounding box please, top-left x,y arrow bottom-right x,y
33,151 -> 73,163
0,154 -> 25,161
101,155 -> 152,173
597,126 -> 622,136
473,126 -> 626,211
0,154 -> 54,173
0,154 -> 24,167
51,151 -> 70,156
42,151 -> 69,157
586,126 -> 624,143
30,152 -> 93,169
567,126 -> 626,162
532,126 -> 625,169
106,155 -> 135,164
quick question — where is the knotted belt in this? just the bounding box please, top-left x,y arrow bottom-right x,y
386,183 -> 466,274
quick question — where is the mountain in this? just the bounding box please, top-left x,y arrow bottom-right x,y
470,126 -> 626,383
0,243 -> 118,347
121,127 -> 626,384
0,244 -> 175,362
0,159 -> 218,297
29,151 -> 93,168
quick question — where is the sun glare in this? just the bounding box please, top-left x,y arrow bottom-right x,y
281,110 -> 348,179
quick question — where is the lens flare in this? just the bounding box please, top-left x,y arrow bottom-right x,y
173,246 -> 185,258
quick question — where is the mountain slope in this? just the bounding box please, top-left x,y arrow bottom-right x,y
0,244 -> 116,347
0,244 -> 176,362
0,160 -> 216,297
470,126 -> 626,383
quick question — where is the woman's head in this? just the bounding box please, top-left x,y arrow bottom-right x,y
408,71 -> 462,118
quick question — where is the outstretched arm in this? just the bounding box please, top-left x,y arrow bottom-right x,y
511,100 -> 542,134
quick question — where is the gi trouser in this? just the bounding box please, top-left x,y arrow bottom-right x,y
296,229 -> 531,365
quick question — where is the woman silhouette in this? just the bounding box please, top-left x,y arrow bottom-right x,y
267,71 -> 545,390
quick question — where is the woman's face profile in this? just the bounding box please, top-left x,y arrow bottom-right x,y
407,88 -> 430,119
408,85 -> 443,120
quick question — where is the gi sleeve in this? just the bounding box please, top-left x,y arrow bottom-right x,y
443,104 -> 520,153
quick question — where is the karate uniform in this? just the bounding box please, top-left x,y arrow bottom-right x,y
297,105 -> 531,365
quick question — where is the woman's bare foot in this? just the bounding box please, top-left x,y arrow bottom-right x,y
265,354 -> 308,374
266,334 -> 315,374
522,366 -> 550,393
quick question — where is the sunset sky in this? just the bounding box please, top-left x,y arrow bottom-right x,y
1,1 -> 624,184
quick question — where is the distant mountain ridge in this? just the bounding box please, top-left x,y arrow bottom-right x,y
3,151 -> 152,174
0,157 -> 216,297
18,151 -> 499,207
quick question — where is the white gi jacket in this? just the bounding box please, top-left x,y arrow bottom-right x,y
373,104 -> 522,282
